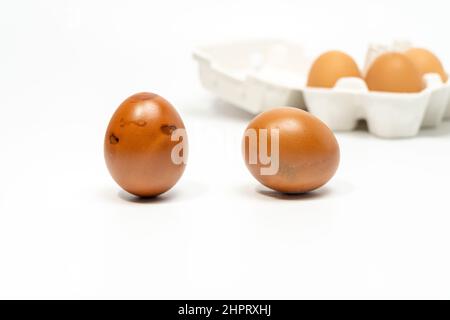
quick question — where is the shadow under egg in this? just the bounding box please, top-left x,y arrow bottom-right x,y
256,186 -> 332,201
117,189 -> 176,204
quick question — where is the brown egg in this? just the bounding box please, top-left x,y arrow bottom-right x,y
104,92 -> 187,197
365,52 -> 424,93
242,107 -> 340,194
307,50 -> 362,88
404,48 -> 448,83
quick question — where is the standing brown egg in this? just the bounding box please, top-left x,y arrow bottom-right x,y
104,92 -> 187,197
242,107 -> 340,194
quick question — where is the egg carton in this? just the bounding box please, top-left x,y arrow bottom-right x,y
303,40 -> 450,138
193,39 -> 308,114
303,75 -> 450,138
193,39 -> 450,138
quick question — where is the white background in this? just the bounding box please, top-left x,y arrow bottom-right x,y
0,0 -> 450,299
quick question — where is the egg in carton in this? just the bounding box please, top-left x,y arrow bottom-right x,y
193,40 -> 450,138
303,41 -> 450,138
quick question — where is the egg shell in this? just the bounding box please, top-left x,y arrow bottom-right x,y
242,107 -> 340,193
104,92 -> 187,197
365,52 -> 424,93
307,51 -> 362,88
404,48 -> 448,83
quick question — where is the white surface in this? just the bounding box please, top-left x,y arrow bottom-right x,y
1,0 -> 450,299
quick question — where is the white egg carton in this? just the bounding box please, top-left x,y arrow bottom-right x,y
303,41 -> 450,138
304,75 -> 450,138
193,39 -> 450,138
193,39 -> 309,114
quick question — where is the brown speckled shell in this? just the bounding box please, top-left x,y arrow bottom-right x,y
104,92 -> 187,197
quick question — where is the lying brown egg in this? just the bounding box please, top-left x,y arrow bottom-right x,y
104,92 -> 187,197
365,52 -> 424,93
242,107 -> 340,194
404,48 -> 448,83
307,50 -> 362,88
